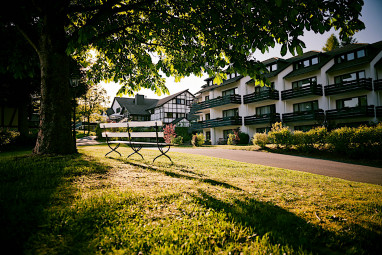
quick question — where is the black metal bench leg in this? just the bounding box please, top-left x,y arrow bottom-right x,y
105,143 -> 122,157
153,145 -> 173,164
127,144 -> 144,160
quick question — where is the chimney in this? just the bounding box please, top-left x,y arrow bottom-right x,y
135,94 -> 145,105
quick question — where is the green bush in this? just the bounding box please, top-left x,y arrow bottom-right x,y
0,128 -> 20,151
326,126 -> 354,154
306,126 -> 328,149
252,132 -> 269,149
291,130 -> 306,151
171,136 -> 183,145
191,133 -> 205,147
227,133 -> 236,145
268,122 -> 292,148
238,131 -> 250,144
175,127 -> 192,143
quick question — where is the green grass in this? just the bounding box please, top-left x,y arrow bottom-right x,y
0,146 -> 381,254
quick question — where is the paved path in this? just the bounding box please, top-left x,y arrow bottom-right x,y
76,136 -> 102,146
170,148 -> 382,185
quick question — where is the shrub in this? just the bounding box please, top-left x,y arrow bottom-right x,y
306,126 -> 328,149
268,122 -> 292,148
163,124 -> 176,144
191,133 -> 205,147
292,130 -> 306,151
238,131 -> 250,144
171,136 -> 183,145
227,133 -> 236,145
0,128 -> 20,151
326,126 -> 354,154
252,132 -> 269,149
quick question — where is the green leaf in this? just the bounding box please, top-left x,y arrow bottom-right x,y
296,45 -> 303,55
280,44 -> 287,56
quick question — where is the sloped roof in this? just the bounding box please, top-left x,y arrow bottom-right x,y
113,96 -> 158,116
148,89 -> 193,109
196,75 -> 243,94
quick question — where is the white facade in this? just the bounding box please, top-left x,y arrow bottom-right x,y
191,42 -> 382,144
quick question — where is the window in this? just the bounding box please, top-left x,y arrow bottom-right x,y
223,108 -> 239,118
266,63 -> 277,72
186,100 -> 192,106
223,129 -> 234,138
256,127 -> 271,133
292,77 -> 317,89
116,107 -> 121,113
255,82 -> 274,93
176,98 -> 185,105
294,125 -> 316,132
205,113 -> 210,120
132,115 -> 149,121
336,49 -> 366,63
293,100 -> 318,112
336,96 -> 367,109
176,113 -> 185,118
294,56 -> 319,70
165,112 -> 174,118
334,70 -> 365,84
205,96 -> 209,101
256,104 -> 276,116
205,131 -> 211,141
357,49 -> 365,58
222,88 -> 237,96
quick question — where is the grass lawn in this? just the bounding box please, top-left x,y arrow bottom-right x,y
0,145 -> 381,254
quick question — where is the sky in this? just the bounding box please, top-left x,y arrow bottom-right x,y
101,0 -> 382,103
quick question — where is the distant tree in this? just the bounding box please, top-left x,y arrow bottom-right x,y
77,85 -> 109,134
1,0 -> 365,155
322,34 -> 340,52
340,36 -> 358,46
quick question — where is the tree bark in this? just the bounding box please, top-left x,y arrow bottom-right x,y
33,11 -> 76,154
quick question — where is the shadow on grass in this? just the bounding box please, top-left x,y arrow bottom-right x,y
0,153 -> 110,253
124,159 -> 243,191
192,190 -> 381,255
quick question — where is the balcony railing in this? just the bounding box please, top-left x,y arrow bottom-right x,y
281,84 -> 323,100
192,116 -> 242,129
376,106 -> 382,117
326,105 -> 375,120
244,113 -> 280,125
374,79 -> 382,91
190,94 -> 241,113
243,89 -> 279,104
282,109 -> 325,123
325,78 -> 372,95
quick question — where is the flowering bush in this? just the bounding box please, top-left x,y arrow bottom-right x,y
163,124 -> 176,144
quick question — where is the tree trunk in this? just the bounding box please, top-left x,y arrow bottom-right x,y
33,12 -> 76,155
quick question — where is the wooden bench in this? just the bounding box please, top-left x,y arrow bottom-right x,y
100,121 -> 174,163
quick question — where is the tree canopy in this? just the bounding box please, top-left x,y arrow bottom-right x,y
0,0 -> 365,154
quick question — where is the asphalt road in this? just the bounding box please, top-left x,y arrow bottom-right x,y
170,148 -> 382,185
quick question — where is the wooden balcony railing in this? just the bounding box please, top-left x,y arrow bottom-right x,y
244,113 -> 280,125
282,109 -> 325,123
326,105 -> 375,120
374,79 -> 382,91
325,78 -> 372,95
243,89 -> 279,104
190,94 -> 241,113
192,116 -> 242,129
281,84 -> 323,100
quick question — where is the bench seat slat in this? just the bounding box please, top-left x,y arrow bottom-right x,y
100,121 -> 163,128
108,141 -> 171,146
102,132 -> 164,138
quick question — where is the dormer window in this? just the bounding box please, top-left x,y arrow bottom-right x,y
294,56 -> 319,70
336,49 -> 366,63
266,63 -> 277,72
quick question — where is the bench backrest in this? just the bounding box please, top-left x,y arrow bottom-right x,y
100,121 -> 164,138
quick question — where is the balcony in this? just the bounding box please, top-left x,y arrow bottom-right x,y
374,79 -> 382,91
281,84 -> 323,100
244,113 -> 280,125
243,90 -> 279,104
376,106 -> 382,117
192,116 -> 242,129
326,105 -> 375,120
325,78 -> 372,95
190,94 -> 241,113
282,109 -> 325,123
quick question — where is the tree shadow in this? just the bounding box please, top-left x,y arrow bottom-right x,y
0,153 -> 110,254
125,159 -> 243,191
191,190 -> 382,254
